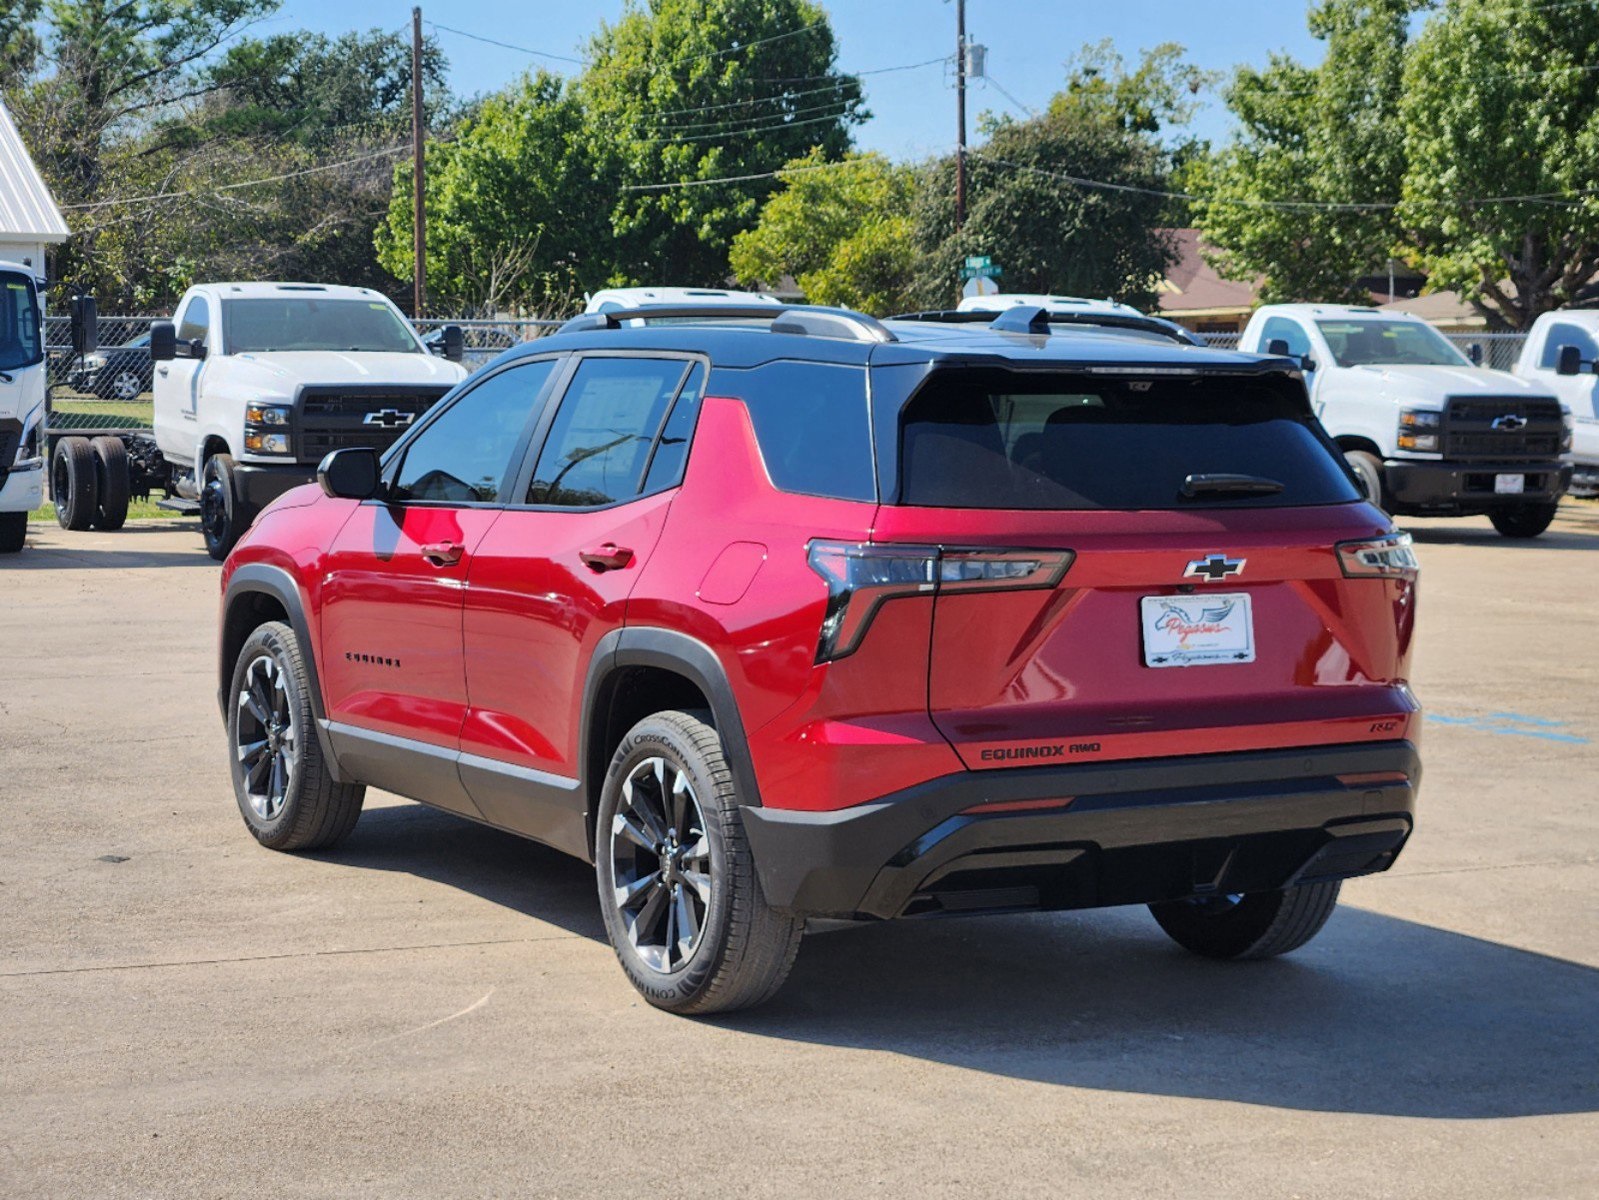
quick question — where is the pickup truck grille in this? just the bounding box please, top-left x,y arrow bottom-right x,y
1441,396 -> 1564,461
295,386 -> 450,461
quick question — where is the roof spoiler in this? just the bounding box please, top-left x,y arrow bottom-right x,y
891,305 -> 1203,347
558,303 -> 897,344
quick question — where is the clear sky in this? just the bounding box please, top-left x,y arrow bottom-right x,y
268,0 -> 1326,157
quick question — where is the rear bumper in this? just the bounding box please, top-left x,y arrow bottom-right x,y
1384,458 -> 1570,512
742,741 -> 1420,920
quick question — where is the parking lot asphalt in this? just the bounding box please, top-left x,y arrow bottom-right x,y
3,507 -> 1597,1199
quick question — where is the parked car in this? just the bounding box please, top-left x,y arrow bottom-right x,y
69,332 -> 153,400
218,300 -> 1422,1014
1511,310 -> 1599,496
1239,304 -> 1572,537
584,286 -> 780,314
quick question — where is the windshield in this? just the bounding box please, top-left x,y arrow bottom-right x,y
222,297 -> 420,354
1315,318 -> 1470,368
0,270 -> 43,372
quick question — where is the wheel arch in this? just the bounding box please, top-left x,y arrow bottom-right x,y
581,627 -> 762,858
1334,435 -> 1383,457
220,563 -> 343,779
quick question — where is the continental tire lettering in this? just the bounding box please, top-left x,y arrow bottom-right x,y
979,745 -> 1066,762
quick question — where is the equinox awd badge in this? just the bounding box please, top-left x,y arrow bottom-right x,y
1184,553 -> 1246,582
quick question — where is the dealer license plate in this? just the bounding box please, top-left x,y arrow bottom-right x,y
1141,593 -> 1255,668
1495,473 -> 1526,495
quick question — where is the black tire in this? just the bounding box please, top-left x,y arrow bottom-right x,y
1344,450 -> 1386,509
595,709 -> 803,1014
227,620 -> 364,851
1489,502 -> 1558,539
51,437 -> 99,531
0,510 -> 25,554
200,452 -> 252,561
1150,880 -> 1341,960
89,436 -> 130,531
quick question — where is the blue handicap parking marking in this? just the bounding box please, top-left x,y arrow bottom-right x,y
1425,712 -> 1591,745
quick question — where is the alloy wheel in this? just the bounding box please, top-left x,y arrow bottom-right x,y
608,756 -> 712,974
235,653 -> 297,820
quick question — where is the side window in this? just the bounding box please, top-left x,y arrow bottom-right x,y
1260,316 -> 1310,360
177,296 -> 210,346
641,362 -> 706,495
391,359 -> 557,504
1540,323 -> 1598,369
527,357 -> 689,507
731,361 -> 875,502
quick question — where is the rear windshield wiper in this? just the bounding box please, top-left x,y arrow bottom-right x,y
1180,473 -> 1285,498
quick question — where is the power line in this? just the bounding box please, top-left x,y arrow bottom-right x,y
59,145 -> 408,211
980,74 -> 1037,118
621,156 -> 883,193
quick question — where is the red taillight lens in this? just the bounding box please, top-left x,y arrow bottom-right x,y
1336,531 -> 1419,579
806,541 -> 1074,662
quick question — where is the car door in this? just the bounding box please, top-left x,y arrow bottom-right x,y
152,293 -> 211,461
317,356 -> 561,814
458,354 -> 706,854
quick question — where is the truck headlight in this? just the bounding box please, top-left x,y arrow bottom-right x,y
245,403 -> 292,426
244,432 -> 291,455
1397,409 -> 1440,452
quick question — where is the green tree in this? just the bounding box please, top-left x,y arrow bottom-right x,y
1192,0 -> 1422,305
377,72 -> 605,314
910,45 -> 1198,310
728,149 -> 916,312
578,0 -> 865,286
1400,0 -> 1599,327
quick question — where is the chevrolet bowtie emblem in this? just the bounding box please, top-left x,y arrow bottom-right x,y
363,408 -> 414,428
1184,554 -> 1246,582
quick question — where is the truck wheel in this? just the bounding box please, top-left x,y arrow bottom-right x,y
1149,881 -> 1341,960
227,620 -> 365,851
201,453 -> 253,561
1344,450 -> 1386,508
1489,502 -> 1558,539
595,709 -> 803,1015
0,511 -> 25,554
51,437 -> 99,531
89,436 -> 130,531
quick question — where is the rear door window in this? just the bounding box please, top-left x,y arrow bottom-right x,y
898,370 -> 1359,510
719,361 -> 875,502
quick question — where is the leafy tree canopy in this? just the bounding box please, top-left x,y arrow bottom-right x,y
728,149 -> 916,313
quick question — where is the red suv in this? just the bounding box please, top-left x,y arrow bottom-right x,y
218,303 -> 1421,1013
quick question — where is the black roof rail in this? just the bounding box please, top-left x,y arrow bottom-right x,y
557,303 -> 897,344
889,305 -> 1202,346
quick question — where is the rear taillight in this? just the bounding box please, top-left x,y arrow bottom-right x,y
1336,531 -> 1419,579
806,541 -> 1074,662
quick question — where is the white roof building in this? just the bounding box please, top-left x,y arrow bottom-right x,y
0,98 -> 70,278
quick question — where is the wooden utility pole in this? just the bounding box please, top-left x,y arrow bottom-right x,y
411,6 -> 427,318
954,0 -> 967,232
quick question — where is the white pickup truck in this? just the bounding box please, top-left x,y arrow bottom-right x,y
1239,304 -> 1572,538
1511,310 -> 1599,497
0,260 -> 46,553
50,282 -> 469,558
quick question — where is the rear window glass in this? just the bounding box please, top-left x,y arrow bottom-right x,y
899,370 -> 1358,510
723,361 -> 876,502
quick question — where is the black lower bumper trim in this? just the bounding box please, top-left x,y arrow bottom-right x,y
742,741 -> 1420,920
233,462 -> 315,508
1384,458 -> 1570,513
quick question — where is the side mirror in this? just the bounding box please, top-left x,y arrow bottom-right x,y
1468,342 -> 1484,366
439,323 -> 464,363
70,295 -> 98,356
1301,354 -> 1318,373
186,338 -> 208,361
1266,337 -> 1291,357
149,321 -> 176,362
317,447 -> 383,500
1557,344 -> 1583,376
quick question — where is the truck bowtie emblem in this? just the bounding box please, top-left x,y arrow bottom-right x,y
1490,414 -> 1527,431
363,408 -> 414,428
1184,554 -> 1246,581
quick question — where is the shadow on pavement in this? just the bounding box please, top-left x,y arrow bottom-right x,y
325,803 -> 1598,1120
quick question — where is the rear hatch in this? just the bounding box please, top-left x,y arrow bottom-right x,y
870,364 -> 1420,768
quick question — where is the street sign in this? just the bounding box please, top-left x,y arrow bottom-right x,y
958,264 -> 1003,280
964,255 -> 992,269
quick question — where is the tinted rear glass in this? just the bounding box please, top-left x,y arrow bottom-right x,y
721,361 -> 876,502
898,370 -> 1358,510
